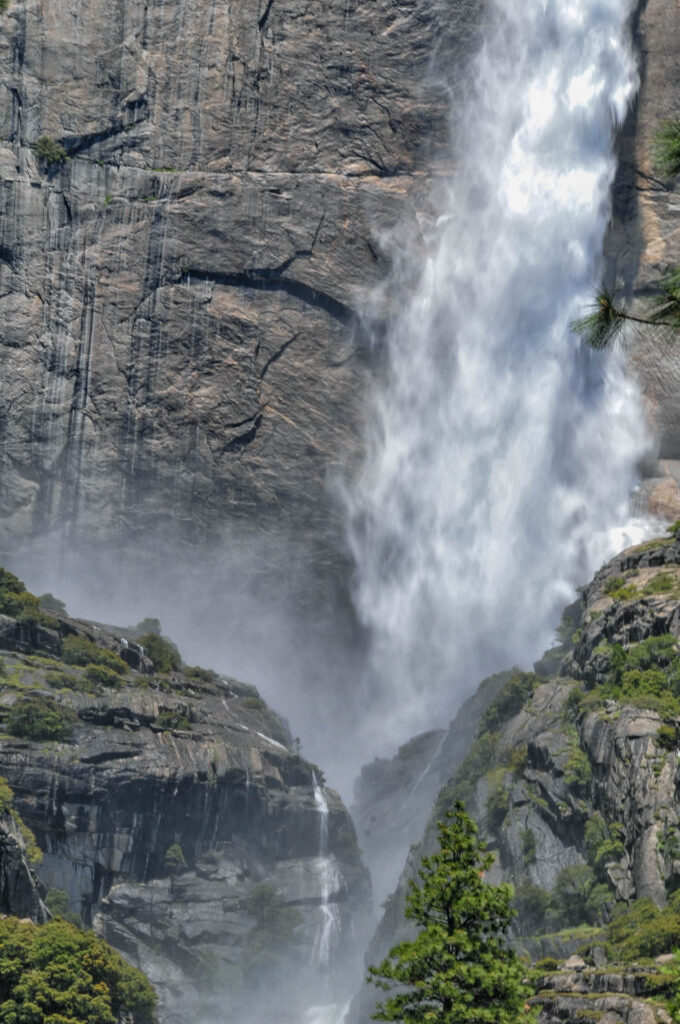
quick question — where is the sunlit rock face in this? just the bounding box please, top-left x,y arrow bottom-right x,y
0,0 -> 483,559
608,0 -> 680,516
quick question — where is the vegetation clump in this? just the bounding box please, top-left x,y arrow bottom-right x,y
61,634 -> 128,675
33,135 -> 67,166
38,592 -> 67,617
0,568 -> 56,627
241,883 -> 303,986
137,633 -> 182,674
480,671 -> 540,734
368,803 -> 530,1024
84,663 -> 123,687
580,634 -> 680,717
0,916 -> 156,1023
6,695 -> 77,742
163,843 -> 187,876
155,709 -> 191,732
571,271 -> 680,350
653,120 -> 680,177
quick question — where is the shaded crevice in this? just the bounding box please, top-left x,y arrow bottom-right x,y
223,413 -> 263,452
260,332 -> 300,379
58,107 -> 148,160
258,0 -> 275,31
181,267 -> 357,326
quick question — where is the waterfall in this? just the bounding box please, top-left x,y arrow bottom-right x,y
346,0 -> 652,747
311,773 -> 341,972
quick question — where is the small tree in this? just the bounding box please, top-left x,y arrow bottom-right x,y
368,803 -> 531,1024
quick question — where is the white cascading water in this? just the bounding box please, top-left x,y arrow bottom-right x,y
346,0 -> 653,748
311,773 -> 342,972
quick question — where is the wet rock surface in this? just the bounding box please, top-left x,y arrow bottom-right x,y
0,608 -> 370,1023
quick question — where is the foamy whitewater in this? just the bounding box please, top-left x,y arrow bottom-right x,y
347,0 -> 653,749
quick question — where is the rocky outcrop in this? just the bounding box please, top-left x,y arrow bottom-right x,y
0,0 -> 484,564
534,962 -> 673,1024
608,0 -> 680,514
352,669 -> 512,901
350,531 -> 680,1022
0,605 -> 370,1023
0,811 -> 47,921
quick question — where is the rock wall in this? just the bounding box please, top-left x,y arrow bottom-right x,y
609,0 -> 680,517
350,531 -> 680,1022
0,0 -> 483,566
0,605 -> 370,1023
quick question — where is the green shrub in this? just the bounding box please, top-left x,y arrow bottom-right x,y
32,135 -> 67,166
521,828 -> 536,865
653,121 -> 680,177
642,572 -> 677,596
185,665 -> 218,683
603,575 -> 638,601
550,864 -> 599,927
534,957 -> 559,972
156,709 -> 191,732
243,696 -> 266,711
38,592 -> 67,617
137,633 -> 182,673
485,778 -> 510,832
564,741 -> 591,794
241,884 -> 302,986
0,568 -> 55,626
480,672 -> 540,734
46,669 -> 96,693
45,887 -> 69,917
657,723 -> 679,750
163,843 -> 187,876
6,696 -> 76,742
15,813 -> 41,864
511,883 -> 550,935
61,635 -> 127,674
0,916 -> 156,1023
0,776 -> 12,815
84,663 -> 123,687
604,899 -> 680,960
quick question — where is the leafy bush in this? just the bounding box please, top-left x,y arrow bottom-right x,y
45,887 -> 70,917
0,916 -> 156,1023
46,669 -> 95,693
38,592 -> 67,616
480,672 -> 540,734
550,864 -> 600,927
163,843 -> 187,876
32,135 -> 67,166
84,663 -> 123,687
155,709 -> 191,732
185,665 -> 219,683
564,740 -> 591,794
137,633 -> 182,673
6,696 -> 76,742
242,696 -> 266,711
653,120 -> 680,177
534,957 -> 559,972
0,568 -> 55,626
583,635 -> 680,716
61,635 -> 127,674
657,723 -> 680,750
642,572 -> 676,596
0,776 -> 12,815
604,898 -> 680,960
241,884 -> 303,986
485,775 -> 510,832
521,828 -> 536,865
603,574 -> 638,601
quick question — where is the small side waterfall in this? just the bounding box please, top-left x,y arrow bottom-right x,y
346,0 -> 652,749
311,772 -> 341,971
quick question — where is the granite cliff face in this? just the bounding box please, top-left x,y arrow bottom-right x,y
0,579 -> 370,1023
351,530 -> 680,1022
609,0 -> 680,517
0,0 -> 483,565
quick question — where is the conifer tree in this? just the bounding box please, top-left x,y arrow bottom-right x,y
368,802 -> 531,1024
